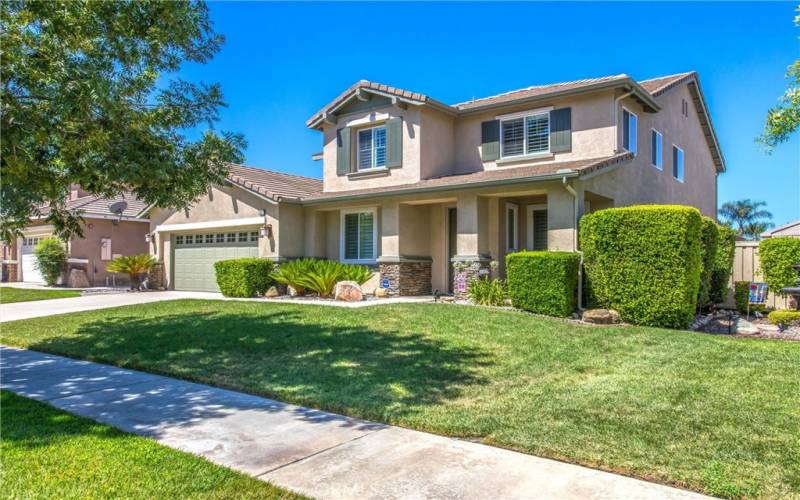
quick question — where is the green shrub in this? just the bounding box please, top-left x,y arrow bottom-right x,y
710,225 -> 736,304
295,259 -> 341,297
759,237 -> 800,296
273,258 -> 374,297
467,278 -> 507,306
580,205 -> 703,328
272,258 -> 317,295
734,281 -> 768,314
506,251 -> 580,317
767,310 -> 800,328
213,258 -> 274,297
697,216 -> 720,310
339,263 -> 375,285
106,254 -> 155,289
33,237 -> 67,286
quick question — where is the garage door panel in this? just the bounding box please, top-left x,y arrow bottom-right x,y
173,235 -> 259,292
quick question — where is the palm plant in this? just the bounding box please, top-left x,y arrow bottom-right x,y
339,264 -> 374,285
272,258 -> 317,295
295,259 -> 342,297
106,254 -> 155,289
718,199 -> 774,240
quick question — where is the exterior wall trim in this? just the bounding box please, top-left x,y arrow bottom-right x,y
154,217 -> 264,233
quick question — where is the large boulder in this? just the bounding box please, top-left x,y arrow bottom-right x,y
68,268 -> 90,288
582,308 -> 621,325
335,281 -> 363,302
264,286 -> 281,298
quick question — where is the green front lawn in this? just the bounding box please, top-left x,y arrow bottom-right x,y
0,391 -> 300,499
3,300 -> 798,498
0,286 -> 81,304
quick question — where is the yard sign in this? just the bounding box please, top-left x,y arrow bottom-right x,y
749,282 -> 768,304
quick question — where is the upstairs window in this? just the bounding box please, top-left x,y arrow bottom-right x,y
672,145 -> 684,182
651,129 -> 663,170
357,126 -> 387,170
500,111 -> 550,158
342,209 -> 376,262
622,108 -> 637,154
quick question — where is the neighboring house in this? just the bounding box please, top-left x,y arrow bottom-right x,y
761,220 -> 800,239
143,71 -> 724,296
1,186 -> 149,286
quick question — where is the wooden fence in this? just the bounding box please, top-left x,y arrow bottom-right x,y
725,240 -> 791,310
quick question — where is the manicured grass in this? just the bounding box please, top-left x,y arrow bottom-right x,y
3,300 -> 799,498
0,286 -> 80,304
0,391 -> 300,499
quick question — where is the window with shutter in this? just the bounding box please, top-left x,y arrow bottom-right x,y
651,129 -> 663,169
341,209 -> 376,262
357,126 -> 386,170
500,111 -> 550,158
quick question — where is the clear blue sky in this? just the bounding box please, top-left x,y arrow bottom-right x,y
180,1 -> 799,226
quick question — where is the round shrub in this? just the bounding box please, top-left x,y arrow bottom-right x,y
506,251 -> 580,317
710,225 -> 736,304
697,216 -> 720,310
580,205 -> 703,328
213,258 -> 275,297
758,237 -> 800,296
33,237 -> 67,286
767,310 -> 800,328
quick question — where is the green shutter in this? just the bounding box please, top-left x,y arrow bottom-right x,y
386,117 -> 402,168
336,127 -> 351,175
481,120 -> 500,161
549,108 -> 572,153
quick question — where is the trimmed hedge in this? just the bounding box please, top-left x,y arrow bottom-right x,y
580,205 -> 703,328
759,237 -> 800,296
213,258 -> 275,297
697,216 -> 720,310
710,225 -> 736,304
506,251 -> 580,317
767,310 -> 800,328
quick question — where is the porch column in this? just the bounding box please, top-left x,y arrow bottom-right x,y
376,201 -> 432,296
452,193 -> 491,299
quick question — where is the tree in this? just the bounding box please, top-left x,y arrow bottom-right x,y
758,7 -> 800,151
33,237 -> 66,286
1,0 -> 245,244
718,199 -> 774,240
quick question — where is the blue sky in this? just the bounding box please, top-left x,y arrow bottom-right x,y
180,1 -> 799,226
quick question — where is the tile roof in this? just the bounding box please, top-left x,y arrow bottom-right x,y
37,192 -> 147,219
226,163 -> 322,201
639,72 -> 696,96
304,153 -> 633,203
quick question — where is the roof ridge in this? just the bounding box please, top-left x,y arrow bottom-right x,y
452,74 -> 630,107
638,71 -> 696,83
228,163 -> 322,183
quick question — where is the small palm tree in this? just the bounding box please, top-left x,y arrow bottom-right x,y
106,254 -> 155,289
718,199 -> 774,240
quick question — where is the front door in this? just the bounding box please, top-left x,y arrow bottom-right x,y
447,208 -> 457,293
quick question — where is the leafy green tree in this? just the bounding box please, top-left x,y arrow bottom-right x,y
718,199 -> 774,240
758,7 -> 800,151
1,0 -> 245,243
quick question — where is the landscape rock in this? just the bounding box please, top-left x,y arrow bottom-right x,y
68,268 -> 90,288
265,286 -> 281,298
374,287 -> 388,298
335,281 -> 363,302
582,308 -> 621,325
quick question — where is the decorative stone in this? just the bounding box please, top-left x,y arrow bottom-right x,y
288,285 -> 300,297
147,262 -> 164,290
68,268 -> 90,288
378,258 -> 432,296
374,287 -> 388,298
452,258 -> 492,300
335,281 -> 363,302
265,286 -> 280,298
582,309 -> 621,325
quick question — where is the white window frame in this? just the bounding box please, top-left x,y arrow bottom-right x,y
498,106 -> 553,159
623,106 -> 638,154
651,128 -> 663,170
526,204 -> 548,250
340,207 -> 377,264
506,203 -> 519,252
672,145 -> 685,183
356,125 -> 387,171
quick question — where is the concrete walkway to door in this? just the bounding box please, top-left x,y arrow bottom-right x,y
1,347 -> 709,500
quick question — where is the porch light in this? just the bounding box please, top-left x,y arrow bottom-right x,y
144,233 -> 152,243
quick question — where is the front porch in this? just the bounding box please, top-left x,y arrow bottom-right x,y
303,181 -> 614,297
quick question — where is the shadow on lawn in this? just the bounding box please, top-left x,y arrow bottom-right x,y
26,308 -> 492,422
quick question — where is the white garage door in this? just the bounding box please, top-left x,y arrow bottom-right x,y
21,237 -> 45,283
172,231 -> 260,292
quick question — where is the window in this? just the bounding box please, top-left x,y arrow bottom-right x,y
204,234 -> 213,244
341,209 -> 376,262
682,99 -> 689,117
357,126 -> 387,170
100,238 -> 112,261
651,129 -> 663,170
215,233 -> 224,243
527,205 -> 548,251
500,111 -> 550,158
238,232 -> 248,242
176,235 -> 184,245
185,235 -> 193,244
506,203 -> 518,251
622,108 -> 637,154
227,233 -> 236,243
250,231 -> 258,242
672,145 -> 684,182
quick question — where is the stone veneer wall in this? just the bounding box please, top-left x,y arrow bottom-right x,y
2,262 -> 18,282
452,258 -> 492,300
378,259 -> 432,296
147,262 -> 165,290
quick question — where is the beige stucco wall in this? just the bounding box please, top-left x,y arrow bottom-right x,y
419,107 -> 455,180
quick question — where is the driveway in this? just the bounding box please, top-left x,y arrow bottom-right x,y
1,346 -> 709,500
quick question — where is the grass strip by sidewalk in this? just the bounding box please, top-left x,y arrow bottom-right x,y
0,390 -> 301,499
2,299 -> 799,498
0,287 -> 80,304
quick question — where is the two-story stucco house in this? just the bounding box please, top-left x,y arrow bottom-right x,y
143,71 -> 724,296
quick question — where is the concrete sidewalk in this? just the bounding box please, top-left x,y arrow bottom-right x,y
1,346 -> 708,500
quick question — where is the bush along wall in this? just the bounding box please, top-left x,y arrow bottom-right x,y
709,225 -> 736,304
580,205 -> 703,328
213,258 -> 275,297
697,216 -> 720,310
506,251 -> 580,317
758,237 -> 800,298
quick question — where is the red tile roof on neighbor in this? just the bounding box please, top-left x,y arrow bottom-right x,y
226,163 -> 322,201
36,192 -> 148,220
303,153 -> 634,203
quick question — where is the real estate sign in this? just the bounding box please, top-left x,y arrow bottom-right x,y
749,282 -> 768,304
